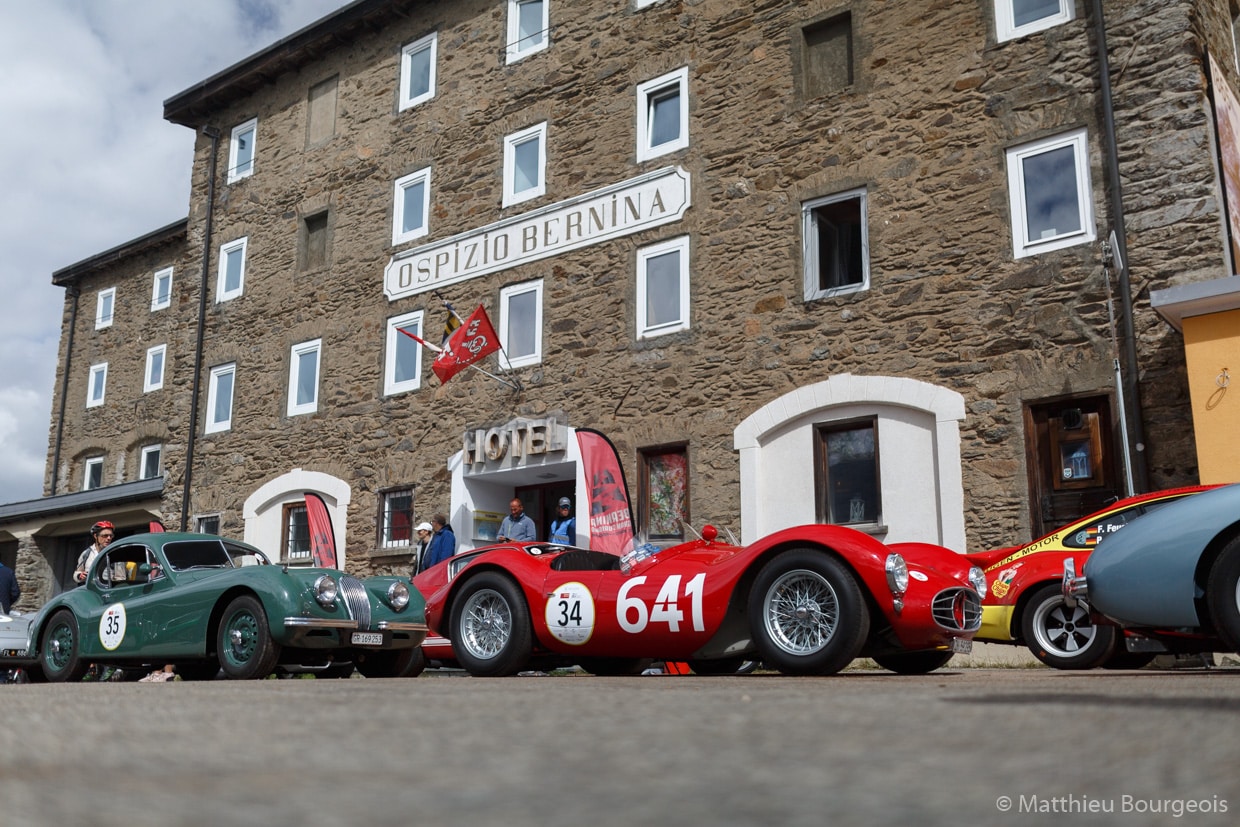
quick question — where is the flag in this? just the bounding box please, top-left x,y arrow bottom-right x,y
148,521 -> 165,533
575,428 -> 636,556
441,302 -> 463,346
304,492 -> 338,569
432,304 -> 501,384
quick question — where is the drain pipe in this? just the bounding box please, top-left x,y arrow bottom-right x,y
180,126 -> 220,530
49,286 -> 81,496
1090,0 -> 1149,493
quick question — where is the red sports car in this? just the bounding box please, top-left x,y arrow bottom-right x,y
412,524 -> 985,677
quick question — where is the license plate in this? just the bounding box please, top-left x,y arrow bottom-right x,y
949,637 -> 972,654
351,632 -> 383,646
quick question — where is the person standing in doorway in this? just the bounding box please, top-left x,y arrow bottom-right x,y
548,497 -> 576,546
496,498 -> 536,543
75,521 -> 114,586
421,514 -> 457,571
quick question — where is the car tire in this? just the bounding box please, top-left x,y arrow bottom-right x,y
1021,583 -> 1118,670
450,572 -> 533,677
872,651 -> 955,674
1206,535 -> 1240,651
356,646 -> 426,679
578,657 -> 652,676
748,549 -> 870,676
40,610 -> 89,683
217,595 -> 281,680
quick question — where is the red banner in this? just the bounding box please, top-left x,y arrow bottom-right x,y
432,304 -> 501,384
575,429 -> 635,556
149,521 -> 165,533
304,492 -> 338,569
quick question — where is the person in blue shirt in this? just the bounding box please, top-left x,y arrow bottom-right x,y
548,497 -> 576,545
421,514 -> 457,570
497,498 -> 536,543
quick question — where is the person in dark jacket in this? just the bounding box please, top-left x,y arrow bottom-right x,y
0,560 -> 19,613
421,514 -> 457,571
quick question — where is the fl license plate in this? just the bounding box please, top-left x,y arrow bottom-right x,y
949,637 -> 972,654
351,632 -> 384,646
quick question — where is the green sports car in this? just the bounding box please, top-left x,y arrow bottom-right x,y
19,532 -> 427,682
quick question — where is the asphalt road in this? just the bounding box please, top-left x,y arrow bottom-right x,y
3,666 -> 1239,827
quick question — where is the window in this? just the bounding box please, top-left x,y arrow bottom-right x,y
381,488 -> 415,547
802,188 -> 869,300
283,503 -> 311,563
506,0 -> 548,63
500,280 -> 543,369
95,288 -> 115,329
636,235 -> 690,339
399,33 -> 437,110
1006,129 -> 1095,258
302,212 -> 329,271
84,457 -> 104,491
217,238 -> 247,302
636,67 -> 689,162
87,363 -> 107,408
140,444 -> 162,480
385,310 -> 425,396
392,168 -> 432,245
815,418 -> 881,526
196,514 -> 221,535
635,0 -> 668,8
995,0 -> 1075,43
287,339 -> 321,417
151,267 -> 172,311
801,13 -> 854,99
144,345 -> 166,392
503,123 -> 547,207
228,118 -> 257,182
206,363 -> 235,434
307,76 -> 338,147
639,446 -> 689,541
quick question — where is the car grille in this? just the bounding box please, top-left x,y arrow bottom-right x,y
931,588 -> 982,632
340,575 -> 371,629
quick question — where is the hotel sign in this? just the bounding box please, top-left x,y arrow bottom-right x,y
384,166 -> 691,300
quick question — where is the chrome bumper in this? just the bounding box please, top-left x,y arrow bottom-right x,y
1062,558 -> 1088,607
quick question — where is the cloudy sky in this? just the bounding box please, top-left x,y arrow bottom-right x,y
0,0 -> 350,505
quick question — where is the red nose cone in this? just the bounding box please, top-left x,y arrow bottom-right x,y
702,525 -> 718,542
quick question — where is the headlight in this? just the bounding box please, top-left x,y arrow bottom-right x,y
314,575 -> 339,608
967,566 -> 987,599
885,554 -> 909,595
387,581 -> 410,611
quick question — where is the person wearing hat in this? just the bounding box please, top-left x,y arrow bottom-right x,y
411,521 -> 434,577
422,513 -> 457,571
75,521 -> 115,586
548,497 -> 576,546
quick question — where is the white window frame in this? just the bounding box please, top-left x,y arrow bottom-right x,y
636,235 -> 691,339
140,444 -> 162,480
151,266 -> 173,311
995,0 -> 1075,43
217,237 -> 248,302
287,339 -> 322,417
392,168 -> 432,245
381,488 -> 416,548
399,32 -> 438,111
506,0 -> 549,63
84,457 -> 104,491
1006,129 -> 1095,259
635,0 -> 668,8
206,363 -> 236,434
87,363 -> 107,408
802,188 -> 870,301
228,118 -> 257,183
95,288 -> 115,330
502,122 -> 547,208
144,344 -> 167,393
499,280 -> 544,369
636,66 -> 689,163
385,310 -> 425,396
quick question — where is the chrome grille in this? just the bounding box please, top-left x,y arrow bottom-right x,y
931,588 -> 982,632
340,575 -> 371,629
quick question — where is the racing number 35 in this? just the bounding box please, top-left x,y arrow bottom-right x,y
618,574 -> 706,634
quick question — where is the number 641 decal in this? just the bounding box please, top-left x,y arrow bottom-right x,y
617,573 -> 705,634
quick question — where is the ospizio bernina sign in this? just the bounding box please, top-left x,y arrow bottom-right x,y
384,166 -> 691,300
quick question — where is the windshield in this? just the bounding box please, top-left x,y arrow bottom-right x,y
162,540 -> 232,571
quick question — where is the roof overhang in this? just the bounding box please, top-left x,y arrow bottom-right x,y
1149,275 -> 1240,332
0,477 -> 165,527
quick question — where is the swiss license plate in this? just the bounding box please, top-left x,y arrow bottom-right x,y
949,637 -> 973,654
351,632 -> 383,646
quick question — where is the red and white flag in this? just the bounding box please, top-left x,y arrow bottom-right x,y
431,304 -> 501,384
305,492 -> 338,569
576,428 -> 636,556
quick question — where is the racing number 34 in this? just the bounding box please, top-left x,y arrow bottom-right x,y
618,574 -> 705,634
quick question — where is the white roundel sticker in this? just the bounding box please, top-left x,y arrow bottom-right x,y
99,604 -> 127,651
544,581 -> 595,646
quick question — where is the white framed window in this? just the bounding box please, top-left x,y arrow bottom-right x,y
206,363 -> 236,434
228,118 -> 257,183
503,122 -> 547,207
635,0 -> 668,8
1006,129 -> 1095,259
499,280 -> 543,369
995,0 -> 1075,43
399,32 -> 438,110
151,267 -> 173,311
95,288 -> 115,329
392,168 -> 432,245
637,235 -> 690,339
506,0 -> 549,63
196,514 -> 221,535
287,339 -> 321,417
87,363 -> 108,408
381,487 -> 415,548
140,444 -> 162,480
636,67 -> 689,163
217,237 -> 247,302
385,310 -> 425,396
802,188 -> 869,301
84,457 -> 104,491
144,344 -> 166,393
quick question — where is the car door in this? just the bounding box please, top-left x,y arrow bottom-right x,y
88,543 -> 159,658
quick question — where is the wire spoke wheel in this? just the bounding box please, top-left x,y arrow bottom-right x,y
461,589 -> 514,660
450,572 -> 532,676
763,569 -> 840,656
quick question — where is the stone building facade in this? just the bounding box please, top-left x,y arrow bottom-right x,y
5,0 -> 1240,608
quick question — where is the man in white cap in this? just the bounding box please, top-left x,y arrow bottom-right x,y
412,521 -> 433,577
